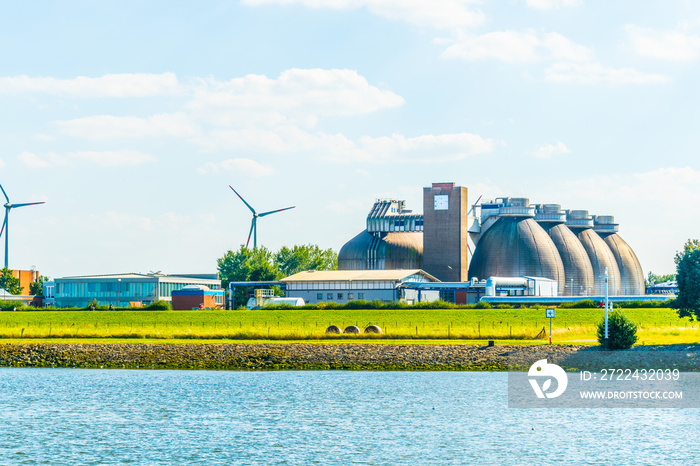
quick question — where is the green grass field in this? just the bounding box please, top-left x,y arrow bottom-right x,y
0,308 -> 697,345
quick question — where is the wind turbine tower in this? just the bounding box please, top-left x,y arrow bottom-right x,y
0,184 -> 46,269
229,186 -> 295,249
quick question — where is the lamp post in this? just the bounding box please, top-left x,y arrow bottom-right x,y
117,278 -> 121,309
603,267 -> 609,349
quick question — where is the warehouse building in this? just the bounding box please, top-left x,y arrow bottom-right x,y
280,269 -> 440,304
54,273 -> 221,308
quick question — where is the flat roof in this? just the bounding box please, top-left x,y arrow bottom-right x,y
57,273 -> 220,282
280,269 -> 439,283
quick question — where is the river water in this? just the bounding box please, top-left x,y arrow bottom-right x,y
0,368 -> 696,465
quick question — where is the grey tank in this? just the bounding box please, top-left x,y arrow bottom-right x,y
468,217 -> 565,292
592,216 -> 644,295
567,210 -> 621,296
338,230 -> 423,270
535,204 -> 594,296
541,223 -> 595,296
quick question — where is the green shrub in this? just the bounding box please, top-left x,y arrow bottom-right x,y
597,310 -> 638,349
144,300 -> 172,310
0,300 -> 26,311
559,299 -> 598,309
474,301 -> 492,309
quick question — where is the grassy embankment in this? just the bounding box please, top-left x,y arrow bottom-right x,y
0,308 -> 696,345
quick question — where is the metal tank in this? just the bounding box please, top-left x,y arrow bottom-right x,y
468,199 -> 565,293
593,216 -> 645,295
534,204 -> 595,296
338,199 -> 424,271
566,210 -> 621,296
338,230 -> 423,270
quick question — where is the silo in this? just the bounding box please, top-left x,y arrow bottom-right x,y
593,216 -> 645,295
338,230 -> 423,270
566,210 -> 621,296
535,204 -> 595,296
468,199 -> 565,293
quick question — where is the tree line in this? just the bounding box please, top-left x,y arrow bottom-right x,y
217,244 -> 337,308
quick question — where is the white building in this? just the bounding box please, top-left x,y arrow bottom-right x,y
280,269 -> 440,304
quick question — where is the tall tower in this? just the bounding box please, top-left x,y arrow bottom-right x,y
422,182 -> 468,282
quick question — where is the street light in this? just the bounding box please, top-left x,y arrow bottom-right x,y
603,267 -> 609,349
117,278 -> 121,309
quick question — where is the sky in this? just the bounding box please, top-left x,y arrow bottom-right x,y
1,0 -> 699,279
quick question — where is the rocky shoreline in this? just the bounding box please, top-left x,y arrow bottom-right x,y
0,343 -> 696,371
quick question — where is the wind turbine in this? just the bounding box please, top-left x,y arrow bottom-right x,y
229,186 -> 295,249
0,184 -> 45,269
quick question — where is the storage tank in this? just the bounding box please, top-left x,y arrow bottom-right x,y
566,210 -> 621,296
535,204 -> 595,296
338,230 -> 423,270
468,199 -> 565,292
593,216 -> 645,295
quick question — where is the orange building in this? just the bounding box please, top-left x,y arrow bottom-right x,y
11,269 -> 40,295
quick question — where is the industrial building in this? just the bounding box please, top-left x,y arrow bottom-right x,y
337,182 -> 646,298
54,273 -> 221,308
171,285 -> 225,310
280,269 -> 440,304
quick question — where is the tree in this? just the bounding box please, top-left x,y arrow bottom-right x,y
217,246 -> 282,308
673,239 -> 700,320
646,271 -> 676,286
274,244 -> 337,277
217,244 -> 338,308
29,275 -> 49,296
0,268 -> 22,295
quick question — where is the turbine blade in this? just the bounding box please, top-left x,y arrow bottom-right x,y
0,185 -> 8,203
0,213 -> 6,238
245,220 -> 255,248
10,201 -> 45,208
229,186 -> 256,214
259,206 -> 295,217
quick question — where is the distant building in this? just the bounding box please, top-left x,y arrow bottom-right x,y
171,285 -> 225,310
10,269 -> 40,295
0,287 -> 35,306
280,269 -> 440,304
54,273 -> 221,308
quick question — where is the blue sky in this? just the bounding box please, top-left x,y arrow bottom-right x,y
1,0 -> 698,279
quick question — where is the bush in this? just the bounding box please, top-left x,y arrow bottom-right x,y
597,310 -> 638,349
474,301 -> 492,309
0,300 -> 26,311
559,299 -> 598,309
144,300 -> 172,310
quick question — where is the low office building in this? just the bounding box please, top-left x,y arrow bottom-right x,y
54,273 -> 221,308
171,285 -> 225,310
280,269 -> 440,304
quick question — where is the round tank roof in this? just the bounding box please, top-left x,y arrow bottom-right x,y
338,230 -> 423,270
577,229 -> 622,295
468,217 -> 565,292
540,223 -> 595,296
601,233 -> 645,295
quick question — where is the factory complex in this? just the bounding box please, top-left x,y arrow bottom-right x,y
323,182 -> 651,305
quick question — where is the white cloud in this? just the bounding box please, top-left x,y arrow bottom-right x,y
0,159 -> 6,169
545,62 -> 669,84
241,0 -> 484,30
19,150 -> 156,168
625,24 -> 700,62
69,150 -> 157,167
18,151 -> 69,169
0,73 -> 182,97
57,113 -> 199,141
527,141 -> 570,158
442,30 -> 593,63
186,68 -> 404,127
197,158 -> 275,177
526,0 -> 582,10
357,132 -> 495,163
